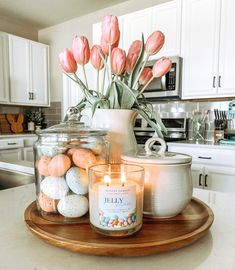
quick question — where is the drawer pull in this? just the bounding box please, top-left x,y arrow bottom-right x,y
205,174 -> 208,187
198,156 -> 212,160
7,142 -> 18,145
199,173 -> 203,186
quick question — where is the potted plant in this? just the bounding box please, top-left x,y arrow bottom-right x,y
59,15 -> 172,162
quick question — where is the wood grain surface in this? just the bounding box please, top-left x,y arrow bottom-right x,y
24,198 -> 214,257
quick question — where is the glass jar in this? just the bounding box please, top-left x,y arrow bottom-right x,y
34,120 -> 108,223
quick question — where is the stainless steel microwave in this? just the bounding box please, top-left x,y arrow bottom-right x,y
144,56 -> 182,99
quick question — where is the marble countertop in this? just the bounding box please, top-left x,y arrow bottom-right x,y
0,159 -> 34,175
1,184 -> 235,270
0,133 -> 37,138
167,140 -> 235,150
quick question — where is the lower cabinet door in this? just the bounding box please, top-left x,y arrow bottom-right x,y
204,165 -> 235,194
23,147 -> 34,162
191,164 -> 204,189
0,148 -> 22,160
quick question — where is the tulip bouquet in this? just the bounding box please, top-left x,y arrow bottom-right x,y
59,15 -> 172,137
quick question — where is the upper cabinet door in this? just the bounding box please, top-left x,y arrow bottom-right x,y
217,0 -> 235,96
0,32 -> 9,103
122,9 -> 152,52
9,35 -> 30,103
30,42 -> 49,106
151,0 -> 182,59
181,0 -> 221,99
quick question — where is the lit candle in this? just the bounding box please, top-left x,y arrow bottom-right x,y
89,164 -> 144,237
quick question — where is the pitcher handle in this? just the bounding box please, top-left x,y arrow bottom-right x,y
145,137 -> 167,156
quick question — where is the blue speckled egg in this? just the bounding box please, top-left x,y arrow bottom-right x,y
40,146 -> 67,157
40,176 -> 69,200
57,194 -> 88,218
66,167 -> 88,195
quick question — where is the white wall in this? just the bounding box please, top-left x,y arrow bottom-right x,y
0,15 -> 38,41
38,0 -> 171,102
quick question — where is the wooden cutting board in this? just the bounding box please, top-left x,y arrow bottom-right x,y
6,113 -> 24,133
24,197 -> 214,256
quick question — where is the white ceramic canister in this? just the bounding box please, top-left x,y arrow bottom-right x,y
121,137 -> 193,218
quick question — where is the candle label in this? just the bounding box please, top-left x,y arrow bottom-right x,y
98,185 -> 137,229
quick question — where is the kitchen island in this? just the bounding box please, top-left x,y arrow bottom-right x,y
1,184 -> 235,270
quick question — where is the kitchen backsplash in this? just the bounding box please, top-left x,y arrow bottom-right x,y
0,102 -> 62,129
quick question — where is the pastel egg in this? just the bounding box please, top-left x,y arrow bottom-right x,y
40,176 -> 69,199
38,192 -> 57,212
37,156 -> 51,176
66,167 -> 88,195
57,194 -> 89,218
40,146 -> 66,157
48,154 -> 71,177
67,148 -> 77,158
72,148 -> 97,169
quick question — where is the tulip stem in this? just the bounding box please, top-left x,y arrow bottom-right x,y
109,44 -> 112,85
82,65 -> 88,89
132,54 -> 149,89
137,76 -> 154,97
101,56 -> 107,96
97,70 -> 99,94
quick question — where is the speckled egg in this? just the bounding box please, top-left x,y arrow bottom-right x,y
40,176 -> 69,200
57,194 -> 89,218
38,192 -> 57,212
72,148 -> 97,169
66,167 -> 88,195
40,146 -> 67,157
37,156 -> 51,176
48,154 -> 71,177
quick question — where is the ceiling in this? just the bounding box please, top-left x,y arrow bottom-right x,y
0,0 -> 127,29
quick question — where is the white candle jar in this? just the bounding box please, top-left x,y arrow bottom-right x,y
121,138 -> 193,218
89,163 -> 144,237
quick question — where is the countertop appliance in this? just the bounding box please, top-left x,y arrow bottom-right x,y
144,56 -> 182,99
134,112 -> 188,145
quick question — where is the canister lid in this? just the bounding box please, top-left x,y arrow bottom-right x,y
37,120 -> 107,138
122,137 -> 192,165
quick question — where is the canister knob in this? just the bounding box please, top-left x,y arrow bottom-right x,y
144,137 -> 167,156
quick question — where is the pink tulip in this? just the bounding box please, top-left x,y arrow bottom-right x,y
111,48 -> 126,75
125,40 -> 142,73
102,15 -> 120,45
101,31 -> 120,55
152,57 -> 172,78
139,67 -> 153,85
145,31 -> 165,56
72,36 -> 90,65
58,49 -> 77,73
91,45 -> 105,70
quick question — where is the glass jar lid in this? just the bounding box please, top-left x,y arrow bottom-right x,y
122,137 -> 192,165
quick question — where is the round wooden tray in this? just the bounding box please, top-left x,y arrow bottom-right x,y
24,198 -> 214,257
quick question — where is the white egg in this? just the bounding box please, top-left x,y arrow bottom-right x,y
57,195 -> 89,218
40,176 -> 69,200
40,146 -> 66,157
66,167 -> 88,195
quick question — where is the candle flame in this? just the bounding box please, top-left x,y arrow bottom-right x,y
104,174 -> 111,186
121,165 -> 126,187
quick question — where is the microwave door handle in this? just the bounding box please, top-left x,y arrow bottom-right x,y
161,75 -> 167,90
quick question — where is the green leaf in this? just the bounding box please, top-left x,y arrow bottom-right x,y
128,34 -> 145,88
115,80 -> 139,109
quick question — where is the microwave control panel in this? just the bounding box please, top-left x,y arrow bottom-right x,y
166,62 -> 176,90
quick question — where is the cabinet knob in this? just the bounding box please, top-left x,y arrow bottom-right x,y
28,92 -> 31,100
199,173 -> 203,186
31,92 -> 34,100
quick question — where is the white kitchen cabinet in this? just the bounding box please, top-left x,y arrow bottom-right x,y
23,147 -> 34,162
181,0 -> 235,99
168,143 -> 235,194
0,32 -> 9,103
0,148 -> 23,161
150,0 -> 182,58
8,34 -> 49,106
